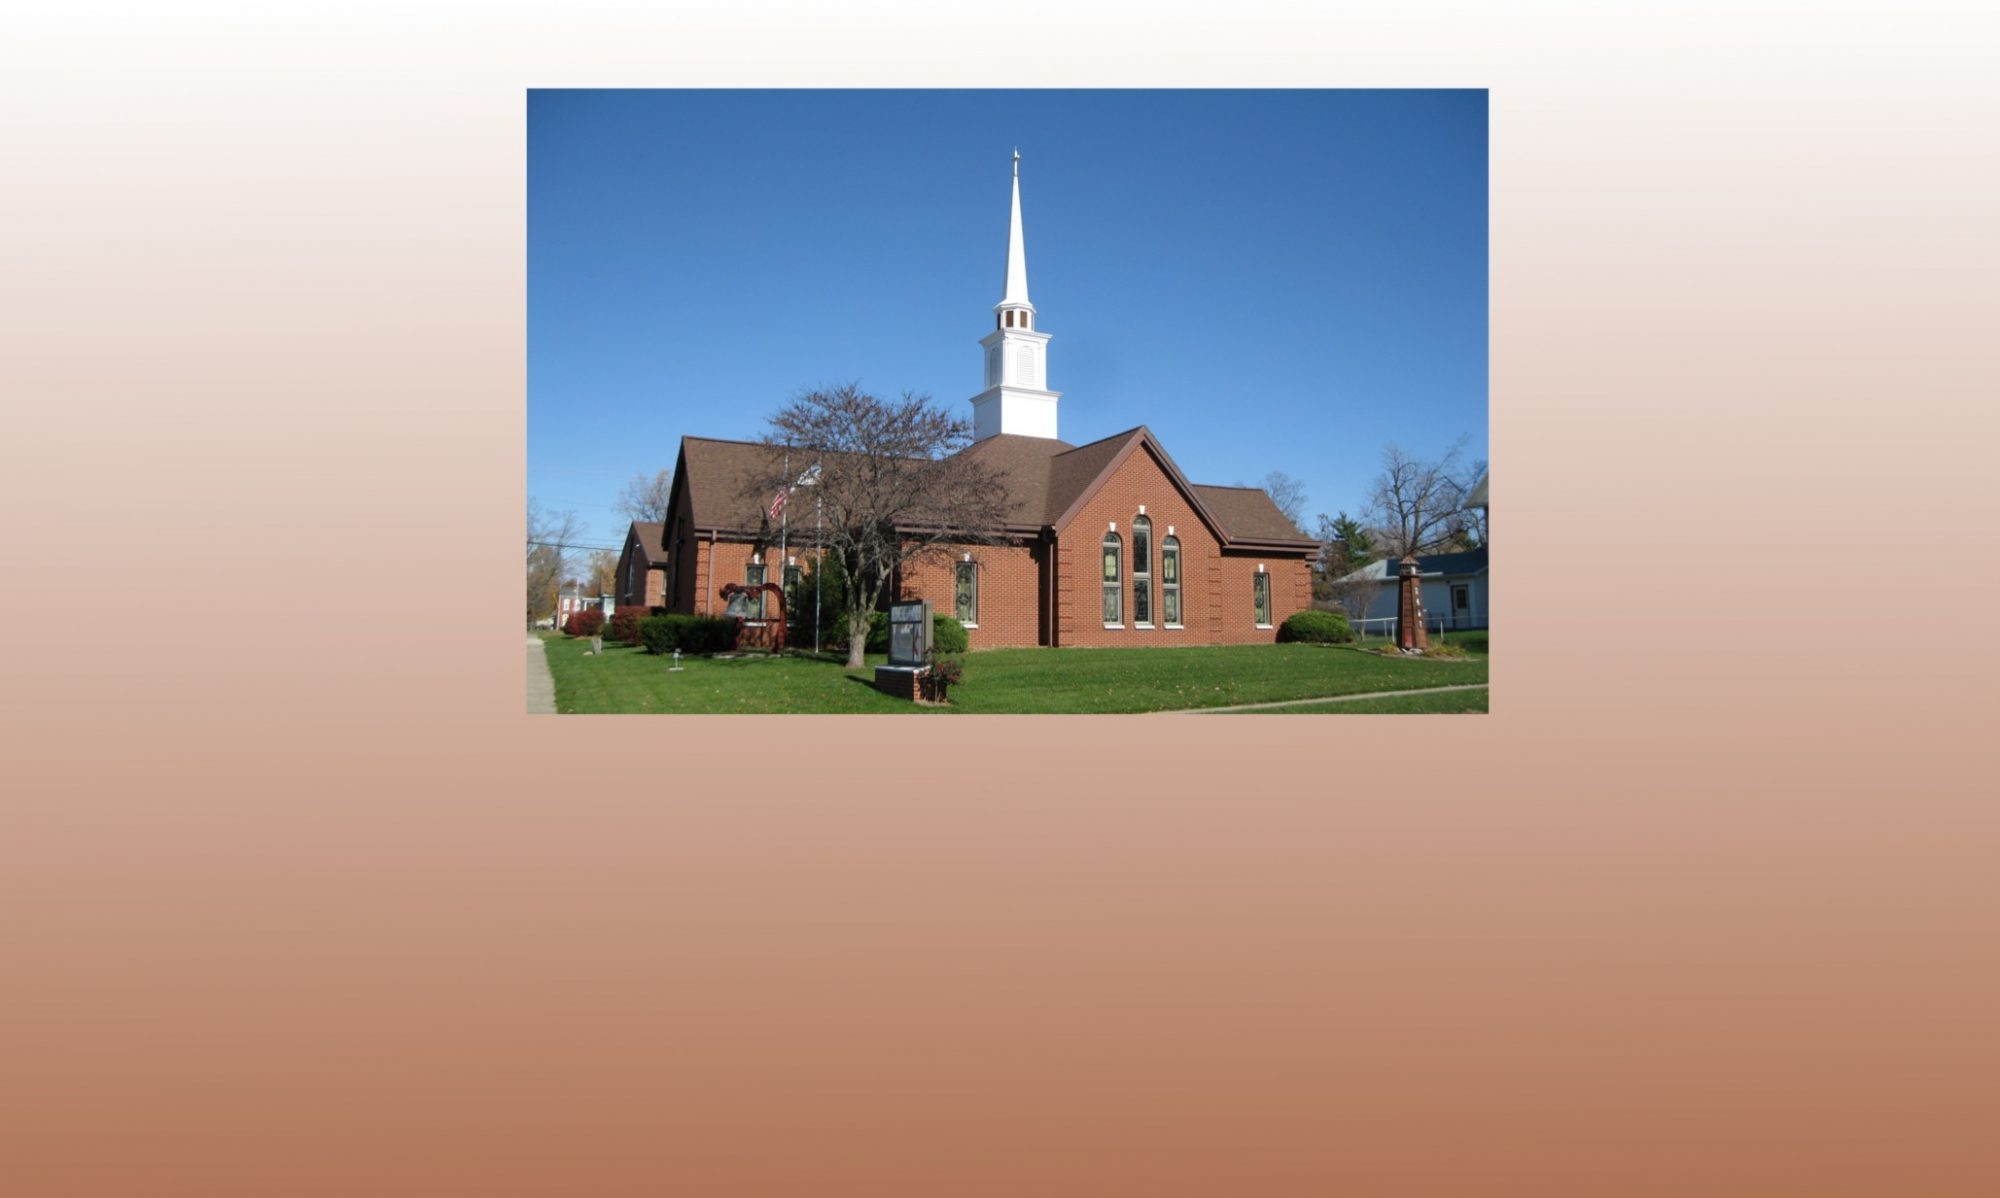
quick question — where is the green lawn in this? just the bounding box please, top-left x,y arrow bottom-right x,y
541,633 -> 1488,714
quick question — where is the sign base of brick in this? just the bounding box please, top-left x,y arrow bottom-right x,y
873,665 -> 928,702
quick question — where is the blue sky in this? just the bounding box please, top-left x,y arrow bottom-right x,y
529,89 -> 1486,548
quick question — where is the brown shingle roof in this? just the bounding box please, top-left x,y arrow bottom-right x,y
953,433 -> 1075,525
1044,428 -> 1144,525
673,428 -> 1314,548
626,521 -> 666,566
678,436 -> 793,532
1191,485 -> 1313,544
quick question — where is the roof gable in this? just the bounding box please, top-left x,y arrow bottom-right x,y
621,521 -> 666,568
1045,427 -> 1316,549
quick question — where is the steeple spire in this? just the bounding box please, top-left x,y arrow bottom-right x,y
971,149 -> 1060,441
1001,149 -> 1031,309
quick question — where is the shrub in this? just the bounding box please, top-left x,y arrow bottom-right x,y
1276,609 -> 1351,644
931,614 -> 969,654
562,608 -> 605,638
919,650 -> 964,703
865,610 -> 968,655
608,607 -> 646,647
638,613 -> 740,656
638,615 -> 676,655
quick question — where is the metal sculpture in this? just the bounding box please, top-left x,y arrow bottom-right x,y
718,581 -> 788,653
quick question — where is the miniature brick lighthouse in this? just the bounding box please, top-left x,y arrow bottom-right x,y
1396,556 -> 1429,653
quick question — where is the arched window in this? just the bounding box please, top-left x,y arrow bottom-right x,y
1101,532 -> 1122,625
955,560 -> 978,626
1161,536 -> 1181,626
1131,515 -> 1153,626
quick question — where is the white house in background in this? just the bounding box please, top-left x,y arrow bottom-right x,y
555,583 -> 612,628
1341,547 -> 1489,632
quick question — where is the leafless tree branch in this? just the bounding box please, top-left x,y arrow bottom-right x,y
747,383 -> 1013,667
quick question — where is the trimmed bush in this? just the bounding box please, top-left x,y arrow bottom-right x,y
1276,609 -> 1352,644
608,607 -> 646,647
931,614 -> 969,654
638,613 -> 739,656
562,608 -> 605,638
866,610 -> 969,654
637,615 -> 676,656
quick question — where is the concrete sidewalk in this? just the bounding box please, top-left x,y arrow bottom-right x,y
1160,683 -> 1488,714
527,634 -> 556,714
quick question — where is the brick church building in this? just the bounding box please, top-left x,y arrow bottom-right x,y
654,153 -> 1316,648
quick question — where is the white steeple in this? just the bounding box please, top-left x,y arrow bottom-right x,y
1001,148 -> 1031,308
971,149 -> 1061,441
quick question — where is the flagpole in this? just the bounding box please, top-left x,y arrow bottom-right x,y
813,455 -> 822,654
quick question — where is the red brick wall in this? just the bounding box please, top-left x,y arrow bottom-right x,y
898,541 -> 1046,648
673,538 -> 826,621
618,560 -> 666,611
667,443 -> 1313,650
1050,443 -> 1312,647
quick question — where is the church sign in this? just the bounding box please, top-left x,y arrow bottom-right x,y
886,600 -> 931,667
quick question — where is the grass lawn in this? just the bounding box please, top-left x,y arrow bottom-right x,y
541,633 -> 1488,714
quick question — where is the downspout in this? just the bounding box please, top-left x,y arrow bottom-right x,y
706,527 -> 716,615
1045,527 -> 1058,647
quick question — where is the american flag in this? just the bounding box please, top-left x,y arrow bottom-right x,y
767,487 -> 787,521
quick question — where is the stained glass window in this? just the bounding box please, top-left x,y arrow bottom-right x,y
956,561 -> 977,624
1101,532 -> 1122,625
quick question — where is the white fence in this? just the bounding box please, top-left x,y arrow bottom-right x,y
1349,614 -> 1486,640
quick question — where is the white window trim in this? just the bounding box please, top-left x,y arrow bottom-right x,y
955,560 -> 979,628
1130,513 -> 1153,631
1101,530 -> 1122,628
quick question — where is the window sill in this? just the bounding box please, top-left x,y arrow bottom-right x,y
1255,624 -> 1273,630
1134,623 -> 1154,630
961,623 -> 978,629
1103,624 -> 1125,630
1164,624 -> 1184,630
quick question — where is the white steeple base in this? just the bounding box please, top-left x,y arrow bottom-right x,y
971,386 -> 1061,441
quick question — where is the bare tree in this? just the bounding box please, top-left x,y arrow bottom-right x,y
1364,437 -> 1482,559
584,549 -> 618,598
1263,470 -> 1311,535
753,384 -> 1012,668
527,499 -> 583,627
614,469 -> 674,524
1460,462 -> 1488,548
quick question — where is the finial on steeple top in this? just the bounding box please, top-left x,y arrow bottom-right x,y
1013,147 -> 1019,176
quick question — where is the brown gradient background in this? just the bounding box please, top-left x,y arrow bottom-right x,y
5,5 -> 1998,1195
